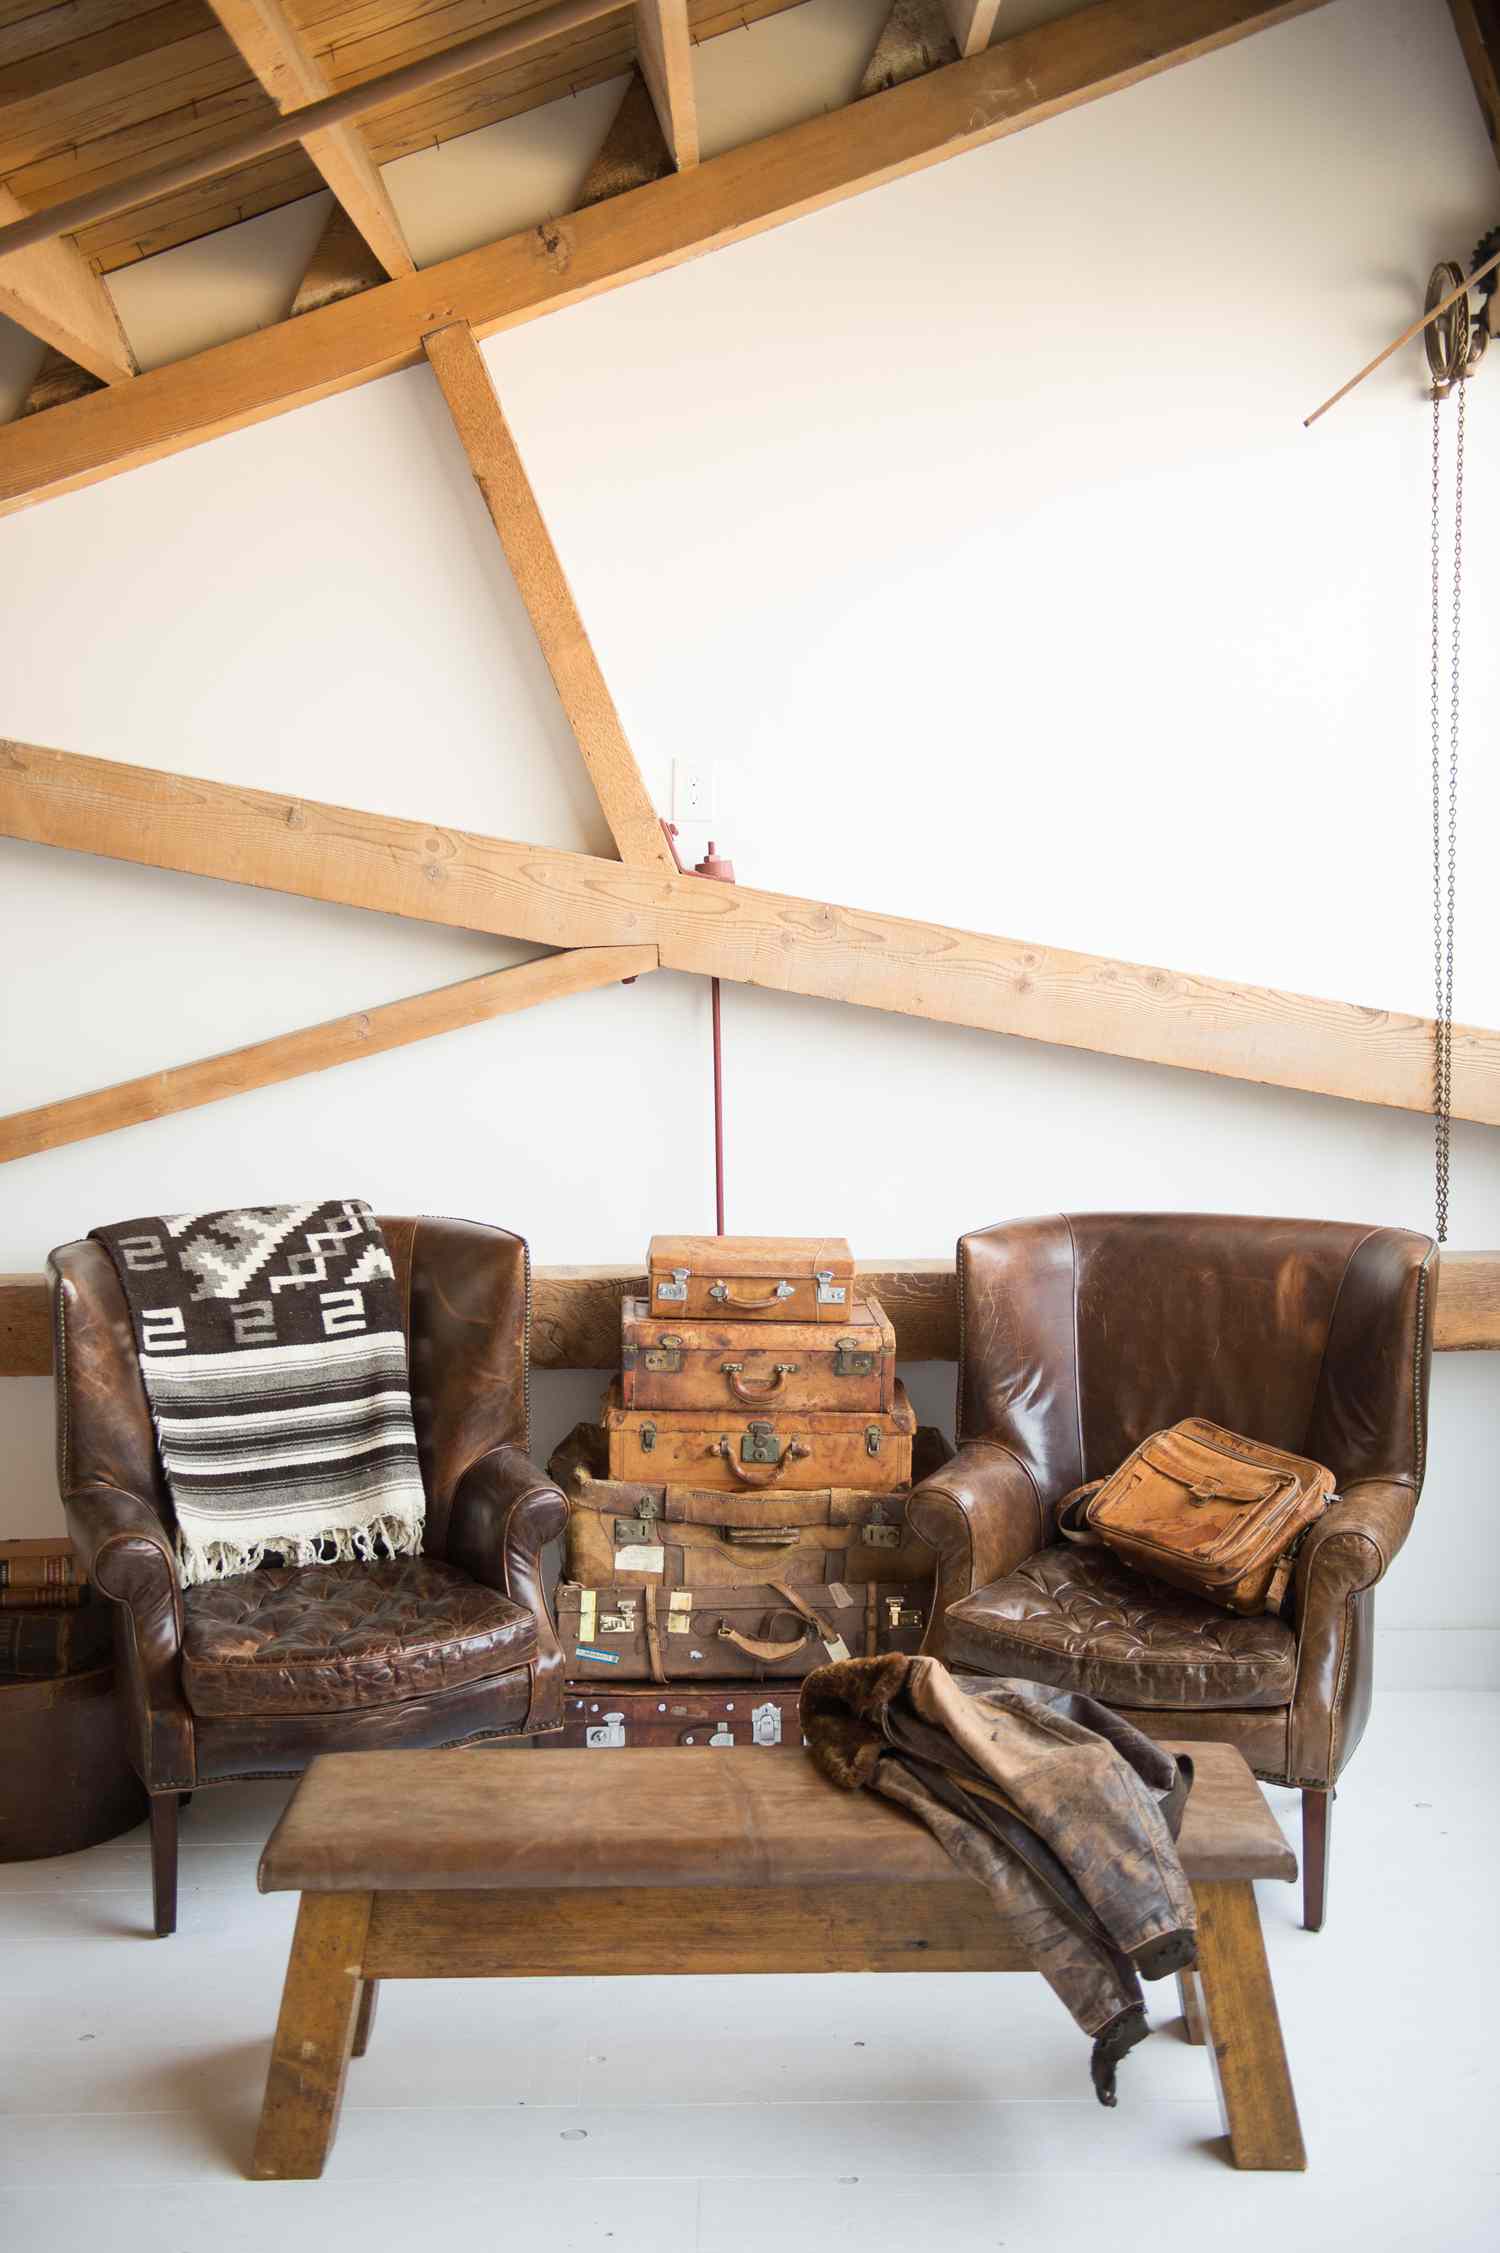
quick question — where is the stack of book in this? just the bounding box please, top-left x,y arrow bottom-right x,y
0,1536 -> 112,1678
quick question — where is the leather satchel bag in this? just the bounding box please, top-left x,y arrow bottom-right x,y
1056,1417 -> 1336,1615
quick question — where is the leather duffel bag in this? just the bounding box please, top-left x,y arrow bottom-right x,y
1057,1417 -> 1336,1615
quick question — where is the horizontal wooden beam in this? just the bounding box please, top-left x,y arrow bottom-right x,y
2,1252 -> 1495,1378
0,0 -> 1332,518
4,740 -> 1498,1126
0,945 -> 657,1164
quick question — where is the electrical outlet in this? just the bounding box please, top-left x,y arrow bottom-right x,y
673,760 -> 714,823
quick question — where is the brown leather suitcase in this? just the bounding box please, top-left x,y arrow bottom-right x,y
553,1420 -> 938,1589
560,1683 -> 803,1749
557,1576 -> 930,1685
647,1234 -> 856,1325
602,1379 -> 917,1493
620,1294 -> 896,1414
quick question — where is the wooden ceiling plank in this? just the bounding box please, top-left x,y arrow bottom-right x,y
858,0 -> 956,99
575,64 -> 673,207
0,0 -> 162,75
423,319 -> 675,872
940,0 -> 1000,59
0,180 -> 134,377
0,0 -> 1336,515
1449,0 -> 1500,165
205,0 -> 413,275
3,737 -> 1496,1125
1,1249 -> 1496,1377
0,942 -> 658,1162
634,0 -> 697,168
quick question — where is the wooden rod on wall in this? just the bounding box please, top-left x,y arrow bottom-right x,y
0,0 -> 627,268
1303,246 -> 1500,427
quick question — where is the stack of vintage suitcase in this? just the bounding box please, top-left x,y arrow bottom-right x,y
552,1235 -> 946,1750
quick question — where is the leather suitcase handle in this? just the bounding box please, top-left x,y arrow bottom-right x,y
722,1362 -> 796,1403
717,1618 -> 815,1661
713,1438 -> 811,1487
709,1282 -> 795,1311
715,1578 -> 838,1661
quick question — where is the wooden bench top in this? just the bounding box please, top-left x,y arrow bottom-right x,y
259,1741 -> 1296,1896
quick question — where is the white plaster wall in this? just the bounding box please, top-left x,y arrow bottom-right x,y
1,0 -> 1496,1682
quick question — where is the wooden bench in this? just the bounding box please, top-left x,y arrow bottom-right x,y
252,1739 -> 1303,2180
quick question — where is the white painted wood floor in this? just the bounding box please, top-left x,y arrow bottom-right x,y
1,1691 -> 1495,2252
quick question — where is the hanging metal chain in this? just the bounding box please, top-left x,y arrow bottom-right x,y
1429,376 -> 1464,1243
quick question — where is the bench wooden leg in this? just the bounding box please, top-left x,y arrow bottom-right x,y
251,1892 -> 373,2181
352,1977 -> 380,2058
1177,1967 -> 1208,2045
1193,1880 -> 1305,2171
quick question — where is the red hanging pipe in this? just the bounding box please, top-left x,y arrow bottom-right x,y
662,821 -> 735,1236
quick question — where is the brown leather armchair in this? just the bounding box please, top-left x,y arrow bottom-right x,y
908,1214 -> 1435,1931
50,1215 -> 566,1936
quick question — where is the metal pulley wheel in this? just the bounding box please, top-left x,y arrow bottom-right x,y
1425,261 -> 1486,390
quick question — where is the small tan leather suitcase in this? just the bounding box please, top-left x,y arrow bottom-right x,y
601,1379 -> 916,1493
557,1577 -> 930,1685
647,1234 -> 856,1325
561,1684 -> 803,1749
619,1294 -> 896,1414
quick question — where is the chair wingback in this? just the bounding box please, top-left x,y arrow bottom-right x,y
50,1215 -> 533,1559
957,1213 -> 1435,1499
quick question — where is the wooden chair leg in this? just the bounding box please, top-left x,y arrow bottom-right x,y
149,1792 -> 179,1938
352,1977 -> 380,2058
1193,1880 -> 1306,2171
1302,1787 -> 1333,1931
251,1892 -> 373,2181
1177,1966 -> 1208,2044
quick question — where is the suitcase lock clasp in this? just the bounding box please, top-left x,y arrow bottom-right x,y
656,1269 -> 689,1303
865,1423 -> 882,1456
816,1270 -> 848,1306
741,1421 -> 782,1465
834,1340 -> 875,1377
614,1495 -> 660,1543
643,1337 -> 685,1373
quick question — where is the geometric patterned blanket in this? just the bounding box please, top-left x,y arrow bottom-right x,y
91,1200 -> 425,1588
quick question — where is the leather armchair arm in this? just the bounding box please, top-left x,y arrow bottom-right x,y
63,1485 -> 194,1793
1289,1477 -> 1418,1789
446,1446 -> 567,1732
906,1441 -> 1051,1646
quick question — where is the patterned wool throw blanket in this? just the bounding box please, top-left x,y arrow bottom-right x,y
92,1201 -> 425,1588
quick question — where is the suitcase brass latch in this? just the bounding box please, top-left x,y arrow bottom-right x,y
643,1339 -> 685,1372
865,1424 -> 882,1456
741,1421 -> 782,1464
656,1269 -> 689,1303
816,1270 -> 848,1306
614,1495 -> 660,1544
833,1341 -> 875,1377
862,1524 -> 901,1548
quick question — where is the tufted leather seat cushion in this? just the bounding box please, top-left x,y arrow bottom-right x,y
181,1559 -> 536,1719
943,1544 -> 1297,1711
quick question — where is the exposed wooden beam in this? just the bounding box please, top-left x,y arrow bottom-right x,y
204,0 -> 414,279
422,321 -> 675,873
941,0 -> 1003,59
4,739 -> 1497,1125
288,201 -> 388,320
1449,0 -> 1500,166
0,185 -> 135,385
3,1251 -> 1496,1378
0,0 -> 1335,519
0,945 -> 657,1164
0,0 -> 626,268
576,67 -> 674,209
635,0 -> 699,170
859,0 -> 958,99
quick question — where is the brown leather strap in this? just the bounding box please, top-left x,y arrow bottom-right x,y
715,1577 -> 842,1664
711,1284 -> 793,1311
1055,1480 -> 1106,1544
717,1618 -> 815,1662
864,1579 -> 879,1659
714,1438 -> 811,1488
642,1586 -> 667,1686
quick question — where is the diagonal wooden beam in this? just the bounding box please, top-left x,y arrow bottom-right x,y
2,1251 -> 1497,1377
0,944 -> 657,1164
16,350 -> 105,421
4,739 -> 1498,1126
859,0 -> 958,98
0,186 -> 135,385
204,0 -> 414,278
634,0 -> 699,170
941,0 -> 1003,59
288,201 -> 388,319
423,321 -> 675,873
0,0 -> 1335,519
1449,0 -> 1500,167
